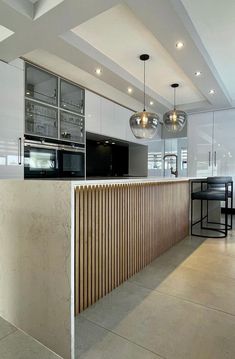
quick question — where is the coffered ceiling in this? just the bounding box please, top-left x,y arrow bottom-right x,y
0,0 -> 234,114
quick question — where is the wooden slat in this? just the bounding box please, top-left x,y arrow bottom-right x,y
75,181 -> 190,315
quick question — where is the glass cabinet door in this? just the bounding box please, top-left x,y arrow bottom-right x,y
60,80 -> 84,115
25,64 -> 58,106
25,100 -> 58,138
60,111 -> 84,143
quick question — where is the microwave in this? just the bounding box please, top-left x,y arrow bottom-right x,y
24,139 -> 85,179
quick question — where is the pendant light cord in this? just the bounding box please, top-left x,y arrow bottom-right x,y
143,60 -> 146,111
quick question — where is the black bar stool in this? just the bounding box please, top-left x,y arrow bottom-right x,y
191,176 -> 233,238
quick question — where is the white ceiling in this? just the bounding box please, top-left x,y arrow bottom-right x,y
72,4 -> 203,106
181,0 -> 235,101
0,0 -> 234,113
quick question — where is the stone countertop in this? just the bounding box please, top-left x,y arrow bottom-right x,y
72,176 -> 192,187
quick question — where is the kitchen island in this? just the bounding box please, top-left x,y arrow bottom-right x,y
0,177 -> 190,359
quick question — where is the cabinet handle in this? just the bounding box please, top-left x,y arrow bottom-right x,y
209,151 -> 211,166
18,137 -> 22,165
214,151 -> 217,167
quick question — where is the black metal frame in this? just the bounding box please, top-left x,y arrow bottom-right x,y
191,179 -> 233,238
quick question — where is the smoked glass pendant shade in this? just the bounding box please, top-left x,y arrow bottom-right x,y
163,109 -> 187,133
163,83 -> 187,133
130,111 -> 159,139
129,54 -> 159,139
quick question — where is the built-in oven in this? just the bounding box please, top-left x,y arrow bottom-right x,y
24,139 -> 85,179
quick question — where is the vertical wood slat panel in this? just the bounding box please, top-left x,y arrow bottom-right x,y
75,181 -> 189,315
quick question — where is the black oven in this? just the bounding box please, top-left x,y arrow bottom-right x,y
24,140 -> 85,179
58,149 -> 85,178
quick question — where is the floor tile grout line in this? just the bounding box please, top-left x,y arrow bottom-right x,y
79,314 -> 167,359
0,328 -> 18,343
130,279 -> 235,319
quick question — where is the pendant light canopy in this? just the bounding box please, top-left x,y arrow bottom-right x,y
129,54 -> 159,139
163,83 -> 187,133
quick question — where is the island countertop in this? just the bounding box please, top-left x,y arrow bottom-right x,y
72,176 -> 192,187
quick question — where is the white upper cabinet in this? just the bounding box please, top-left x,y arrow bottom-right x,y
114,104 -> 130,141
85,89 -> 148,143
85,90 -> 101,134
187,112 -> 214,178
100,97 -> 115,137
213,109 -> 235,178
0,60 -> 24,179
126,109 -> 138,143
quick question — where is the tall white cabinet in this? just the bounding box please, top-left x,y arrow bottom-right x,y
213,109 -> 235,179
0,60 -> 24,179
188,112 -> 214,177
188,109 -> 235,205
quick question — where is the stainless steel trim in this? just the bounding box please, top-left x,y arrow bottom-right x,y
209,151 -> 211,166
24,140 -> 85,152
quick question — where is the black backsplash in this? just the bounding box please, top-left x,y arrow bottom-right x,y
86,140 -> 129,177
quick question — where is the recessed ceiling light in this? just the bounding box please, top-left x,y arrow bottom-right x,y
176,41 -> 184,49
127,87 -> 133,94
26,91 -> 31,95
150,101 -> 154,106
195,71 -> 202,77
105,140 -> 109,144
95,68 -> 102,75
209,89 -> 216,95
112,142 -> 115,145
0,25 -> 14,43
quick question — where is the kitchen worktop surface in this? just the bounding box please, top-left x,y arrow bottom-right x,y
72,176 -> 193,186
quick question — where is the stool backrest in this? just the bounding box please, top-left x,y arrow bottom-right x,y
207,176 -> 232,185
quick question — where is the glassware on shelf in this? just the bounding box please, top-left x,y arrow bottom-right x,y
60,111 -> 84,143
25,100 -> 58,138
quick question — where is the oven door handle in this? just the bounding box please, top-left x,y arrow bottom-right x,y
59,148 -> 85,153
25,143 -> 59,151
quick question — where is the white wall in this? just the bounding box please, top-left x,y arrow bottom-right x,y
0,180 -> 73,359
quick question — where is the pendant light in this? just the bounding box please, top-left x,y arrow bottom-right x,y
163,83 -> 187,133
129,54 -> 159,139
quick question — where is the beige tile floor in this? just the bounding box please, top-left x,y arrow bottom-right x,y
76,226 -> 235,359
0,316 -> 61,359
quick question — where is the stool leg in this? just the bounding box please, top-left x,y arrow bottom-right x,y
231,183 -> 233,229
191,197 -> 193,235
201,199 -> 203,229
225,186 -> 228,237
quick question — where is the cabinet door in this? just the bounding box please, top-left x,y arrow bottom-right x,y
213,109 -> 235,183
85,90 -> 101,134
113,104 -> 129,141
0,61 -> 24,179
125,109 -> 140,143
25,63 -> 58,106
100,97 -> 115,137
60,79 -> 84,115
187,112 -> 213,177
60,111 -> 84,144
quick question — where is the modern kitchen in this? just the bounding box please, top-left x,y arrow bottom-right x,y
0,1 -> 235,359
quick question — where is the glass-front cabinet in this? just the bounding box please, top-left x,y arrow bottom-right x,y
60,111 -> 84,143
25,63 -> 85,144
60,80 -> 84,115
25,64 -> 58,106
25,100 -> 58,139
